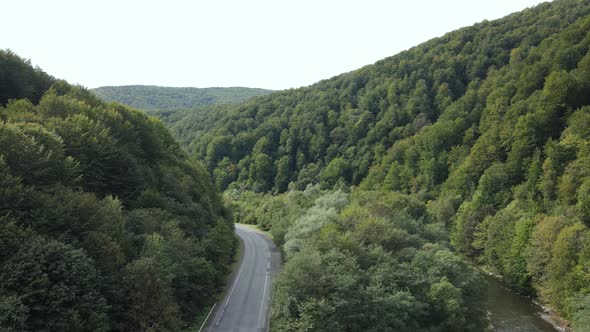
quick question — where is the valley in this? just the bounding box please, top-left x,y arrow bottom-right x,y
1,0 -> 590,331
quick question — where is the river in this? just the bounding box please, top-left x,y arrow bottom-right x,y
485,274 -> 558,331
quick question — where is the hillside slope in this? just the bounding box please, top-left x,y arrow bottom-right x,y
91,85 -> 272,111
176,0 -> 590,327
0,50 -> 235,331
0,49 -> 54,106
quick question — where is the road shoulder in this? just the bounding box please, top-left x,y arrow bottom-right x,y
197,226 -> 245,332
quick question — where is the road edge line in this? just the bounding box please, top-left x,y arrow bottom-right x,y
257,236 -> 271,327
198,303 -> 217,332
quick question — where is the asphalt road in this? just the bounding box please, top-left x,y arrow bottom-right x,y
206,225 -> 280,332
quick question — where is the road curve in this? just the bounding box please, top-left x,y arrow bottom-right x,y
206,224 -> 280,332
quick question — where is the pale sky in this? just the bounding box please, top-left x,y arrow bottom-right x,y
3,0 -> 549,90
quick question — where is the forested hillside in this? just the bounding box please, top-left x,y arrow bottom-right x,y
0,50 -> 54,106
174,0 -> 590,329
0,50 -> 235,331
229,187 -> 488,331
91,85 -> 272,111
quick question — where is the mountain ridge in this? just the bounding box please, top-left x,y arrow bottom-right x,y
91,85 -> 273,111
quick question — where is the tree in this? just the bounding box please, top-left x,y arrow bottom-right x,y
0,296 -> 28,332
205,136 -> 233,170
320,157 -> 352,189
0,157 -> 24,218
0,50 -> 54,106
427,277 -> 465,330
577,179 -> 590,225
122,257 -> 182,331
546,223 -> 589,315
250,153 -> 275,192
0,238 -> 109,331
213,157 -> 237,190
526,216 -> 565,291
48,112 -> 138,198
0,122 -> 77,186
274,155 -> 292,193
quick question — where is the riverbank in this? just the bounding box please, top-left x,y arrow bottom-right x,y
481,269 -> 569,332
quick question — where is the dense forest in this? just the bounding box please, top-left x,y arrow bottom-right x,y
228,187 -> 488,331
91,85 -> 272,111
0,50 -> 236,331
3,0 -> 590,330
167,0 -> 590,330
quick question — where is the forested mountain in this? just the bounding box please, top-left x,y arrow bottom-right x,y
171,0 -> 590,329
91,85 -> 272,111
0,50 -> 235,331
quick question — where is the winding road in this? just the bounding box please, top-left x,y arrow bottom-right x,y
205,224 -> 280,332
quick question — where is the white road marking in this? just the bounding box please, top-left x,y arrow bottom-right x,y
258,236 -> 271,328
198,303 -> 216,332
215,231 -> 247,326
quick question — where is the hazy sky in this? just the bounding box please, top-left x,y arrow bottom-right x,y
4,0 -> 549,90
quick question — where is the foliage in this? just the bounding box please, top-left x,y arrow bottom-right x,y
4,0 -> 590,328
169,1 -> 590,198
174,0 -> 590,326
0,50 -> 54,106
232,188 -> 487,331
0,237 -> 109,331
0,53 -> 235,331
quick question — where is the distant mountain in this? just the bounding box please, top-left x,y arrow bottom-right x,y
91,85 -> 273,111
